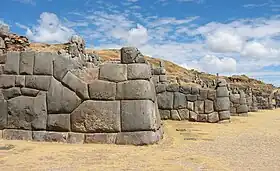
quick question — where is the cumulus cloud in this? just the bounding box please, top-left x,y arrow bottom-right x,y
199,55 -> 237,73
127,24 -> 149,46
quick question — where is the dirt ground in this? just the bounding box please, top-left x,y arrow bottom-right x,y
1,109 -> 280,171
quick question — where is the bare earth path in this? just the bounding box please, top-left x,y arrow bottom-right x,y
1,109 -> 280,171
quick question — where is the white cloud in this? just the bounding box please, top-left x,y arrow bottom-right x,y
241,41 -> 280,58
127,24 -> 149,46
199,55 -> 237,73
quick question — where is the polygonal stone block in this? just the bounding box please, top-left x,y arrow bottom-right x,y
3,129 -> 32,140
195,100 -> 204,114
99,63 -> 127,82
127,63 -> 151,80
89,80 -> 116,100
19,51 -> 34,75
205,100 -> 214,114
178,109 -> 189,120
15,75 -> 25,87
215,97 -> 230,111
159,110 -> 171,120
116,131 -> 161,145
47,114 -> 71,132
171,110 -> 181,120
208,112 -> 219,123
25,75 -> 51,91
67,132 -> 85,144
173,92 -> 186,109
157,92 -> 174,109
0,75 -> 15,88
120,47 -> 145,64
219,110 -> 230,120
4,51 -> 19,74
84,133 -> 117,144
33,52 -> 53,75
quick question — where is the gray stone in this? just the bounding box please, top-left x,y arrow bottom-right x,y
205,100 -> 214,114
155,83 -> 167,93
84,133 -> 117,144
178,109 -> 189,120
116,131 -> 160,145
121,100 -> 157,131
230,107 -> 237,115
0,75 -> 15,88
71,101 -> 121,133
19,51 -> 34,75
219,111 -> 230,120
62,71 -> 89,100
20,88 -> 39,97
208,90 -> 216,100
116,80 -> 154,101
53,54 -> 82,81
2,87 -> 21,100
88,80 -> 116,100
99,63 -> 127,82
191,87 -> 199,95
0,64 -> 3,74
159,110 -> 171,120
237,104 -> 248,113
195,100 -> 204,114
67,132 -> 85,144
240,98 -> 247,105
15,75 -> 25,87
159,75 -> 168,82
153,68 -> 166,75
217,78 -> 227,87
47,114 -> 71,132
0,98 -> 7,129
179,85 -> 191,94
197,114 -> 208,122
230,94 -> 240,104
47,78 -> 81,114
3,129 -> 32,140
186,94 -> 197,102
171,110 -> 181,120
25,75 -> 51,91
33,131 -> 68,143
198,89 -> 208,100
215,97 -> 230,111
187,101 -> 194,111
166,83 -> 179,92
127,64 -> 151,80
189,111 -> 198,121
33,52 -> 53,75
151,76 -> 159,85
4,51 -> 19,74
208,112 -> 219,123
0,37 -> 5,49
0,54 -> 6,64
121,47 -> 146,64
216,86 -> 229,97
157,92 -> 173,109
173,92 -> 186,109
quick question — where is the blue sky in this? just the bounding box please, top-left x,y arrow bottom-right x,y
1,0 -> 280,86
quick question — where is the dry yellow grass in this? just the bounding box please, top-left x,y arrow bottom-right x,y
1,109 -> 280,171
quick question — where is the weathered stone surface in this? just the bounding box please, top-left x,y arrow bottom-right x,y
157,92 -> 173,109
121,47 -> 146,64
197,114 -> 208,122
33,131 -> 68,143
198,89 -> 208,100
230,107 -> 237,115
62,71 -> 89,100
208,90 -> 216,100
19,51 -> 34,75
208,112 -> 219,123
179,85 -> 191,94
0,37 -> 5,49
99,63 -> 127,82
230,94 -> 240,104
47,114 -> 70,132
71,101 -> 121,133
67,132 -> 85,144
0,75 -> 15,88
216,86 -> 229,97
85,133 -> 117,144
7,92 -> 47,130
237,104 -> 248,113
195,100 -> 204,114
178,109 -> 189,120
2,87 -> 21,100
173,92 -> 186,109
186,94 -> 197,102
0,54 -> 6,64
166,83 -> 179,92
89,80 -> 116,100
121,100 -> 157,131
25,75 -> 51,91
240,98 -> 247,105
116,131 -> 160,145
219,111 -> 230,120
151,76 -> 159,85
20,88 -> 39,97
189,111 -> 198,121
171,110 -> 181,120
127,64 -> 151,80
47,78 -> 81,114
0,97 -> 7,129
187,101 -> 194,111
153,68 -> 166,75
205,100 -> 214,114
215,97 -> 230,111
0,64 -> 3,74
117,80 -> 153,101
217,78 -> 227,87
4,51 -> 19,74
15,75 -> 25,87
53,54 -> 82,81
159,110 -> 171,120
33,52 -> 53,75
3,129 -> 32,140
155,83 -> 167,93
159,75 -> 168,82
191,87 -> 199,95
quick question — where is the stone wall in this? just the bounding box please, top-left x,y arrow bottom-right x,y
0,47 -> 163,146
229,90 -> 249,116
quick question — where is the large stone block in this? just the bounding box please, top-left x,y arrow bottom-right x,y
62,71 -> 89,100
159,110 -> 171,120
205,100 -> 214,114
67,132 -> 85,144
166,83 -> 179,92
33,52 -> 53,75
47,78 -> 81,114
47,114 -> 71,132
121,100 -> 157,131
33,131 -> 68,143
88,80 -> 116,100
198,89 -> 208,100
179,85 -> 191,94
116,131 -> 160,145
20,88 -> 39,97
237,104 -> 248,114
189,111 -> 198,121
159,75 -> 168,82
215,97 -> 230,111
171,110 -> 181,120
15,75 -> 25,87
25,75 -> 51,91
151,76 -> 159,85
195,100 -> 204,114
19,51 -> 34,75
191,87 -> 199,95
84,133 -> 117,144
0,98 -> 7,129
219,111 -> 230,120
157,92 -> 173,109
207,90 -> 216,100
0,75 -> 15,88
230,94 -> 240,104
71,101 -> 121,133
173,92 -> 186,109
0,54 -> 6,64
240,98 -> 247,105
197,114 -> 208,122
2,87 -> 21,100
208,112 -> 219,123
7,92 -> 47,130
116,80 -> 154,100
187,101 -> 194,111
4,51 -> 19,74
230,107 -> 237,115
120,47 -> 146,64
99,63 -> 127,82
216,86 -> 229,97
155,83 -> 167,93
127,64 -> 151,80
153,68 -> 166,75
3,129 -> 32,140
186,94 -> 197,102
178,109 -> 189,120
